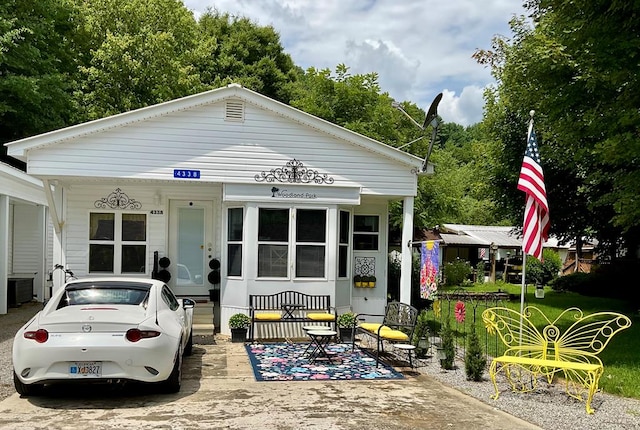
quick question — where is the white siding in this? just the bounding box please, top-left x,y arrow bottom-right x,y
63,183 -> 222,279
27,100 -> 417,197
11,204 -> 41,274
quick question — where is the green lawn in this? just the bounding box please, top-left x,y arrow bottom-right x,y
432,282 -> 640,399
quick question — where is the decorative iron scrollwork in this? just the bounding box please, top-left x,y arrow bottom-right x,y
94,188 -> 142,210
254,159 -> 334,184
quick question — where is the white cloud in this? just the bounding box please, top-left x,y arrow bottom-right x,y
439,86 -> 487,126
183,0 -> 523,126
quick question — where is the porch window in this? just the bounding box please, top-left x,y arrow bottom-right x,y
338,210 -> 350,278
353,215 -> 379,251
89,212 -> 147,274
257,207 -> 327,279
227,207 -> 243,277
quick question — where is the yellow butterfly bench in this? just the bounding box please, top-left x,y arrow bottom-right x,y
249,291 -> 336,341
482,306 -> 631,414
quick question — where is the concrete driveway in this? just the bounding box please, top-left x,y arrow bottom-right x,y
0,341 -> 540,430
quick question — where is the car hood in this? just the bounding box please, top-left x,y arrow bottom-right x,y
36,305 -> 151,332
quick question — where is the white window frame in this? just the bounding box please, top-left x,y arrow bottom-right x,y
226,206 -> 244,278
337,209 -> 351,279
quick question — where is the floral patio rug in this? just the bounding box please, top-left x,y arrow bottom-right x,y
244,342 -> 405,381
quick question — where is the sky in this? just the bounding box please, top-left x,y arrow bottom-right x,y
183,0 -> 527,126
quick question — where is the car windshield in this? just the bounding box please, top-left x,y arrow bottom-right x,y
57,282 -> 152,308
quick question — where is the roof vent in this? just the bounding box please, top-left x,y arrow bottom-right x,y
225,100 -> 244,122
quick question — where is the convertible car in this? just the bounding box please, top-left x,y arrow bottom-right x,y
12,278 -> 194,396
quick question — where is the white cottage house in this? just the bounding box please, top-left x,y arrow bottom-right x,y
5,84 -> 424,334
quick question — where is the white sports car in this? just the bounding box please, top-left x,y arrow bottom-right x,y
13,278 -> 194,396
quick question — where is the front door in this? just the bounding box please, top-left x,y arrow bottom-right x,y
169,200 -> 213,296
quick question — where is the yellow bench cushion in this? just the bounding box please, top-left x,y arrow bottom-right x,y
307,312 -> 336,321
254,313 -> 281,321
358,323 -> 409,341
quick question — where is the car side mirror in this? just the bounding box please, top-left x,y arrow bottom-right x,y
182,298 -> 195,309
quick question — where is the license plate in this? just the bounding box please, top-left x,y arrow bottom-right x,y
69,361 -> 102,377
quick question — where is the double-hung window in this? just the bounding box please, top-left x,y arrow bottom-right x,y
89,212 -> 147,274
353,215 -> 379,251
257,207 -> 327,279
227,207 -> 243,277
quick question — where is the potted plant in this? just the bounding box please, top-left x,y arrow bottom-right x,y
337,312 -> 357,343
367,275 -> 376,287
353,274 -> 363,288
229,313 -> 250,343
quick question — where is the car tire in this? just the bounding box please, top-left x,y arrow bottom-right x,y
159,353 -> 181,394
13,371 -> 44,397
184,331 -> 193,356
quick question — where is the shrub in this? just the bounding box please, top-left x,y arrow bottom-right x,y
337,312 -> 357,328
228,313 -> 250,329
475,261 -> 486,284
443,259 -> 472,286
412,310 -> 430,358
525,249 -> 562,285
464,327 -> 486,381
439,321 -> 455,370
549,272 -> 591,292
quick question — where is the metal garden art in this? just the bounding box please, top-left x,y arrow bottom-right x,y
482,306 -> 632,414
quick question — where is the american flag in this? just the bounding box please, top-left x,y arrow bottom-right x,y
517,122 -> 549,261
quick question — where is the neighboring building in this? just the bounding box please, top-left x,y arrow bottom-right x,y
5,84 -> 426,333
0,162 -> 52,314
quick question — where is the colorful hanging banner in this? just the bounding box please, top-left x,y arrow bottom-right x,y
420,241 -> 439,299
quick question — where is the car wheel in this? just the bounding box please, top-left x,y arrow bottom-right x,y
184,331 -> 193,356
13,371 -> 44,397
159,353 -> 181,394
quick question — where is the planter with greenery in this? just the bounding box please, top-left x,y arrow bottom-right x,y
337,312 -> 357,342
353,275 -> 363,288
229,313 -> 251,343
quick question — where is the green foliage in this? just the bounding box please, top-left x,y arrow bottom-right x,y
439,321 -> 455,370
443,259 -> 472,286
475,261 -> 486,284
228,313 -> 250,329
476,1 -> 640,258
337,312 -> 357,328
549,272 -> 591,292
464,327 -> 486,381
0,0 -> 80,150
412,310 -> 430,358
525,249 -> 562,285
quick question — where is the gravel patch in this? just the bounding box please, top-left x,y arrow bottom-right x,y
3,303 -> 640,429
412,351 -> 640,430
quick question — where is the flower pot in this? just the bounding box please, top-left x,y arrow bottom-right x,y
230,328 -> 247,343
339,327 -> 354,343
355,282 -> 362,288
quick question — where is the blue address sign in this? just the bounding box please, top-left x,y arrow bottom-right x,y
174,169 -> 201,179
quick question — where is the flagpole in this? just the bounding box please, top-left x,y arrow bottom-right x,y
520,111 -> 535,316
520,110 -> 535,343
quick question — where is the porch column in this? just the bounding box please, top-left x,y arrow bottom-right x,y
0,195 -> 9,314
400,196 -> 414,305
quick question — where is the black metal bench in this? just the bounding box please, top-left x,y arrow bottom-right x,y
249,291 -> 336,341
352,301 -> 419,366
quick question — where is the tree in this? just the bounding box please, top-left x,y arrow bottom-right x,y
74,0 -> 201,121
194,10 -> 296,103
0,0 -> 80,166
475,2 -> 640,258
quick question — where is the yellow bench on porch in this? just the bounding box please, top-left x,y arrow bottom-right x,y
249,291 -> 336,340
482,306 -> 631,414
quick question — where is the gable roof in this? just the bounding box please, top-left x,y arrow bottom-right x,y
6,84 -> 425,171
